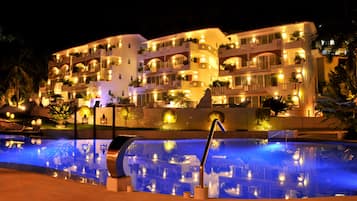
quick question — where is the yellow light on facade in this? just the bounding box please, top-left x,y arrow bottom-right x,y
118,40 -> 122,48
274,92 -> 279,97
240,97 -> 245,102
282,32 -> 287,39
278,72 -> 284,80
6,112 -> 10,118
252,57 -> 256,63
10,113 -> 15,119
193,74 -> 198,80
97,72 -> 101,81
152,43 -> 157,51
199,35 -> 205,43
292,95 -> 299,105
73,77 -> 78,84
163,110 -> 177,124
252,37 -> 256,43
247,76 -> 251,85
153,91 -> 158,101
200,56 -> 207,63
172,37 -> 176,46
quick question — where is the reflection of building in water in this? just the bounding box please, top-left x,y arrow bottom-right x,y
123,139 -> 357,199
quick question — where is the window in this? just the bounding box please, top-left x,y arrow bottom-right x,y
241,38 -> 247,45
128,43 -> 131,48
128,59 -> 131,64
271,74 -> 278,86
235,76 -> 242,86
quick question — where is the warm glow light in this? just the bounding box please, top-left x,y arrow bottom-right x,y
152,153 -> 158,162
247,76 -> 251,85
153,91 -> 158,101
163,140 -> 176,152
279,172 -> 286,183
247,170 -> 252,179
282,32 -> 287,39
278,72 -> 284,80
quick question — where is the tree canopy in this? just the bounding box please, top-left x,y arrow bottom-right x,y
0,27 -> 49,106
262,96 -> 289,116
314,22 -> 357,137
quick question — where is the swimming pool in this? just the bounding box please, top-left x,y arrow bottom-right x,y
0,134 -> 356,199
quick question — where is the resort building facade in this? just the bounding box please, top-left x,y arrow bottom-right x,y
129,28 -> 228,107
40,34 -> 147,107
212,22 -> 319,116
40,22 -> 326,117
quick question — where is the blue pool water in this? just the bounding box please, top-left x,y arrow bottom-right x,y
0,135 -> 357,199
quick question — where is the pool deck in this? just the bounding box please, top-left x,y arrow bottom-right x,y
2,129 -> 357,201
1,168 -> 357,201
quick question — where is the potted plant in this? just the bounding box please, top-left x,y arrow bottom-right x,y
48,102 -> 74,128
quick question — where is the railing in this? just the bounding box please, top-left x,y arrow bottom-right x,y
199,118 -> 226,188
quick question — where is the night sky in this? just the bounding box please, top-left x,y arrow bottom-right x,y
0,0 -> 356,53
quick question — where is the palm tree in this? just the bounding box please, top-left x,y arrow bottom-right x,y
262,96 -> 289,117
0,28 -> 49,106
6,65 -> 33,107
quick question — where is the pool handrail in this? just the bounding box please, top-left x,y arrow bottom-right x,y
199,118 -> 225,188
106,135 -> 139,178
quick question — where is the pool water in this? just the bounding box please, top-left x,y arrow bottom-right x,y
0,135 -> 357,199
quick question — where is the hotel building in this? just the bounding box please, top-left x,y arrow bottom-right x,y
40,34 -> 146,107
129,28 -> 228,107
212,22 -> 318,116
40,22 -> 323,117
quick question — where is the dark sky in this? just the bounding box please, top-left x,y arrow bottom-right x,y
1,0 -> 356,53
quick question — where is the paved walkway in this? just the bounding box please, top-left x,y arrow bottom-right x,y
1,168 -> 357,201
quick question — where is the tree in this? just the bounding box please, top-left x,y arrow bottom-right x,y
166,92 -> 190,108
48,101 -> 75,127
314,21 -> 357,138
315,42 -> 357,135
262,96 -> 289,116
0,27 -> 49,106
6,66 -> 33,107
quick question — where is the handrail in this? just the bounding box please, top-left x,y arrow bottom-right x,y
199,119 -> 225,188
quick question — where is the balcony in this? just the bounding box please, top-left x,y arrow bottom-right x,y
284,39 -> 305,49
72,50 -> 104,64
140,42 -> 190,59
219,39 -> 283,58
212,82 -> 297,96
48,57 -> 70,68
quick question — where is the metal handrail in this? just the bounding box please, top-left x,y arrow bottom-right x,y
199,119 -> 226,188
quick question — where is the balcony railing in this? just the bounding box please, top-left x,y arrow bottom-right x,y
219,39 -> 283,58
211,82 -> 297,96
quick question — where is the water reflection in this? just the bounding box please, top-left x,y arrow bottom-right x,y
125,139 -> 357,199
0,135 -> 357,199
0,135 -> 111,185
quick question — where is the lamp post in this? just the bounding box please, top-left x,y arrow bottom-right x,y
112,104 -> 116,139
93,101 -> 100,139
74,104 -> 78,139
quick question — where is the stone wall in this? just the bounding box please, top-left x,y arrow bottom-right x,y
80,107 -> 340,131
